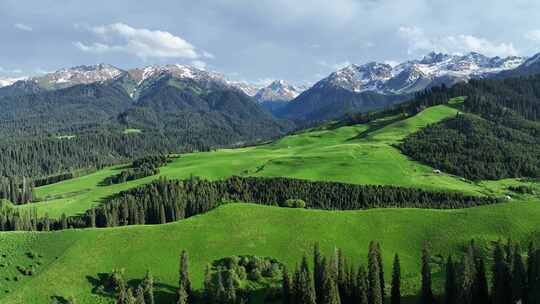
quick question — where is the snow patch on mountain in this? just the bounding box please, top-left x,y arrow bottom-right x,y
317,52 -> 527,94
32,64 -> 123,88
255,80 -> 306,103
0,77 -> 27,88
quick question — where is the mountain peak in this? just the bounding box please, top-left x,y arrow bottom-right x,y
30,64 -> 124,89
255,80 -> 305,103
315,52 -> 527,95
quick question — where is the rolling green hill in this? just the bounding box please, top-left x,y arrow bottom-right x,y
3,201 -> 540,303
22,100 -> 500,219
3,97 -> 540,303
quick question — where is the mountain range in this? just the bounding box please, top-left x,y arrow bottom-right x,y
274,52 -> 528,122
1,51 -> 539,126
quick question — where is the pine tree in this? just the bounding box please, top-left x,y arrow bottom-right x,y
492,242 -> 512,304
134,286 -> 146,304
336,248 -> 346,303
204,264 -> 214,304
159,205 -> 166,224
177,284 -> 188,304
321,269 -> 341,304
512,245 -> 526,304
140,271 -> 154,304
299,255 -> 317,304
368,242 -> 382,304
527,243 -> 538,304
391,254 -> 401,304
283,267 -> 292,304
314,243 -> 324,304
472,258 -> 489,304
178,250 -> 192,302
376,242 -> 385,301
444,256 -> 458,304
419,247 -> 433,304
457,254 -> 474,304
355,265 -> 369,304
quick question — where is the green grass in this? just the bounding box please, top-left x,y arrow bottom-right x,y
3,201 -> 540,303
24,102 -> 493,219
5,97 -> 540,303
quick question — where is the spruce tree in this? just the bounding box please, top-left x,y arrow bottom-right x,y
512,245 -> 526,304
159,205 -> 166,224
444,256 -> 458,304
390,254 -> 401,304
140,271 -> 154,304
492,242 -> 512,304
376,242 -> 385,301
321,270 -> 341,304
178,250 -> 192,302
283,266 -> 292,304
203,264 -> 213,304
368,243 -> 382,304
527,243 -> 539,304
134,286 -> 146,304
472,258 -> 489,304
419,247 -> 433,304
356,265 -> 369,304
314,243 -> 324,304
457,254 -> 474,304
299,255 -> 317,304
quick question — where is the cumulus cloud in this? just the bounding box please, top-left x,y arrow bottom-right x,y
398,26 -> 519,57
525,30 -> 540,42
75,23 -> 207,60
14,23 -> 32,32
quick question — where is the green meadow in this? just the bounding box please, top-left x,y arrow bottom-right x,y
3,97 -> 539,303
23,101 -> 500,219
3,200 -> 540,303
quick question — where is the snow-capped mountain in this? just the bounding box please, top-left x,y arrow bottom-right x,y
226,81 -> 260,97
4,63 -> 268,100
316,52 -> 527,95
31,64 -> 124,89
0,77 -> 27,88
255,80 -> 306,103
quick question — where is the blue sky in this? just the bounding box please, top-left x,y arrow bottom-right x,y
2,0 -> 540,85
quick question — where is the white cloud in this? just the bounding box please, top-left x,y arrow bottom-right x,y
14,23 -> 33,32
525,30 -> 540,42
398,26 -> 519,57
75,23 -> 206,59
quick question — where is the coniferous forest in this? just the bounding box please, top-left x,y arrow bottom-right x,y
89,239 -> 539,304
0,176 -> 501,232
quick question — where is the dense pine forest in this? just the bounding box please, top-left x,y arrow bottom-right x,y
0,176 -> 501,232
0,79 -> 292,179
338,74 -> 540,180
78,239 -> 539,304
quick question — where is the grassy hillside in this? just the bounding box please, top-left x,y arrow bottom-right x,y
3,201 -> 540,303
23,101 -> 497,219
4,97 -> 540,303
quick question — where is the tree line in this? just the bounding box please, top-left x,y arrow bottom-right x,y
101,155 -> 171,185
0,176 -> 35,205
376,74 -> 540,180
82,238 -> 540,304
0,176 -> 502,231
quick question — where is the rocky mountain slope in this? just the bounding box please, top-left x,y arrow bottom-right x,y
277,52 -> 528,122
